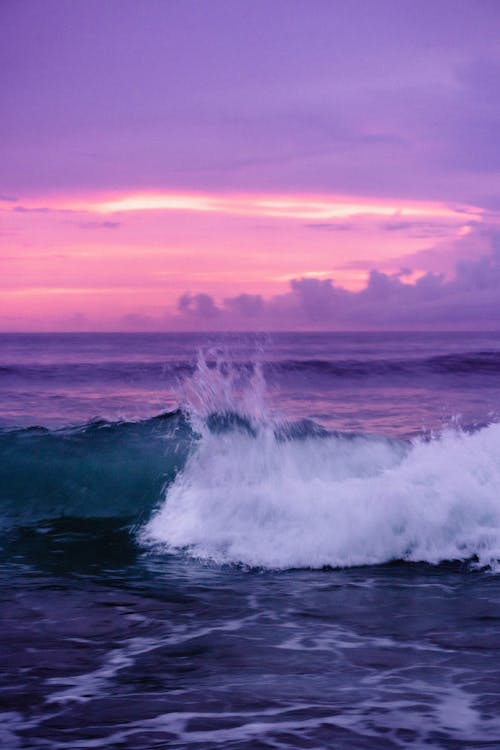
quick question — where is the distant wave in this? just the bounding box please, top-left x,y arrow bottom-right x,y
2,350 -> 500,383
0,361 -> 193,382
272,350 -> 500,377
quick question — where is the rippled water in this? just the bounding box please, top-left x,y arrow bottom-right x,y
2,332 -> 500,748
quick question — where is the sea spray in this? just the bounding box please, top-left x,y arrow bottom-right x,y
175,348 -> 270,435
143,353 -> 500,570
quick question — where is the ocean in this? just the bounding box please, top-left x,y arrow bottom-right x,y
2,331 -> 500,749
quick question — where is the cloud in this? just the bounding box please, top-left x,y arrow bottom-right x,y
2,2 -> 500,208
340,224 -> 493,276
13,205 -> 51,214
170,230 -> 500,330
304,222 -> 353,232
178,292 -> 221,319
224,293 -> 264,317
77,220 -> 122,230
380,220 -> 461,238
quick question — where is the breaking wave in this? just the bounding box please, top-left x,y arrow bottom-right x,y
3,352 -> 500,571
142,419 -> 500,570
141,356 -> 500,570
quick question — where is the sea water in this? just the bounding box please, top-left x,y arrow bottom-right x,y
2,331 -> 500,748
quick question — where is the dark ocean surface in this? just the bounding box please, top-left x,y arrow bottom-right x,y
2,331 -> 500,749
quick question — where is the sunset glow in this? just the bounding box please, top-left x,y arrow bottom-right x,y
1,1 -> 499,331
16,192 -> 482,223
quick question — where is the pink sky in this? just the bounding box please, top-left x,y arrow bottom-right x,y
1,191 -> 490,330
1,1 -> 500,330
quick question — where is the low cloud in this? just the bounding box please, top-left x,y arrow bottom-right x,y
13,205 -> 51,214
170,230 -> 500,330
178,292 -> 220,319
78,220 -> 122,230
380,220 -> 464,238
304,222 -> 354,232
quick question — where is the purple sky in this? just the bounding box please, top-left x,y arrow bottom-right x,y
1,0 -> 500,330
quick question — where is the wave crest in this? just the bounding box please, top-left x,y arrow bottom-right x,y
142,421 -> 500,570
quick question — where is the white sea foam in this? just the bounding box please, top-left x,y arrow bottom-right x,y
142,416 -> 500,569
141,353 -> 500,569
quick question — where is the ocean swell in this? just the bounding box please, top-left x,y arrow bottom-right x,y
0,411 -> 191,526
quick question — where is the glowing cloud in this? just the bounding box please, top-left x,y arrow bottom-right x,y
20,192 -> 483,224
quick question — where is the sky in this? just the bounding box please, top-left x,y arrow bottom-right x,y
1,0 -> 500,331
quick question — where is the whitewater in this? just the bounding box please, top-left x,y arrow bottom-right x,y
143,346 -> 500,571
143,419 -> 500,570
